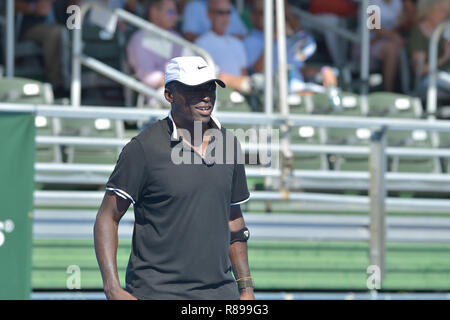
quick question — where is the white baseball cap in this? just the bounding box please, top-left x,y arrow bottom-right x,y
164,56 -> 225,88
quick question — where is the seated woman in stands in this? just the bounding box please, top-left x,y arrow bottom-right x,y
408,0 -> 450,98
357,0 -> 414,92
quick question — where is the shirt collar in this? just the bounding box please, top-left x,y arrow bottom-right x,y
168,111 -> 221,140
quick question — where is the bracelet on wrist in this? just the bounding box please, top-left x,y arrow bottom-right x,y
236,277 -> 254,290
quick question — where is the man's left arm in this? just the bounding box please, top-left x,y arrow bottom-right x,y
229,204 -> 255,300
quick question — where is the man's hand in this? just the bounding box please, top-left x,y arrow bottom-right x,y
240,288 -> 255,300
321,66 -> 337,88
105,287 -> 137,300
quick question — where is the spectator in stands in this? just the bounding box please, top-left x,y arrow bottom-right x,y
82,0 -> 142,28
408,0 -> 450,95
53,0 -> 81,25
363,0 -> 411,92
15,0 -> 65,94
308,0 -> 358,68
240,0 -> 299,35
244,0 -> 337,93
401,0 -> 419,32
284,0 -> 301,36
181,0 -> 248,42
127,0 -> 183,91
96,0 -> 143,14
195,0 -> 256,93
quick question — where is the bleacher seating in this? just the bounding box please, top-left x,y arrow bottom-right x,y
292,125 -> 327,170
0,77 -> 60,162
439,132 -> 450,173
79,24 -> 127,105
216,87 -> 252,113
60,117 -> 125,165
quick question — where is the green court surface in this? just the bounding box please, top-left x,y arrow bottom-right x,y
32,239 -> 450,291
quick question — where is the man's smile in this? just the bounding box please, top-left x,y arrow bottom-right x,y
194,105 -> 213,115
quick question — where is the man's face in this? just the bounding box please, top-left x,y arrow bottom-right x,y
208,0 -> 231,35
149,0 -> 178,31
167,81 -> 217,124
250,0 -> 264,31
429,1 -> 450,26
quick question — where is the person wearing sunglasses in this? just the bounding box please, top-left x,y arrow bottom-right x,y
182,0 -> 248,42
194,0 -> 262,94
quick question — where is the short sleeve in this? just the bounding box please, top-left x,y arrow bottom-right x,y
231,138 -> 250,205
106,138 -> 147,205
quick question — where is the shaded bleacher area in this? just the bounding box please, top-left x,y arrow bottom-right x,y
3,0 -> 450,108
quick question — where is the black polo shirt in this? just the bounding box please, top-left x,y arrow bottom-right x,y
106,115 -> 250,300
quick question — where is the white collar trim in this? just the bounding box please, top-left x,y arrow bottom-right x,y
168,111 -> 221,140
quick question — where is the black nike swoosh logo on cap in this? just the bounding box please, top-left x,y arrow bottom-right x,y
197,65 -> 207,69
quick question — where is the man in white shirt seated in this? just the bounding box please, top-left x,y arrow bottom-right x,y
194,0 -> 254,93
182,0 -> 248,42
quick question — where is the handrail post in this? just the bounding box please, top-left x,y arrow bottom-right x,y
359,0 -> 370,97
275,0 -> 292,199
369,126 -> 387,287
426,20 -> 450,119
5,0 -> 14,77
71,26 -> 82,108
264,0 -> 275,201
70,2 -> 95,108
264,0 -> 273,117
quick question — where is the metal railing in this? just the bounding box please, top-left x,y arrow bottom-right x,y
33,162 -> 450,189
290,0 -> 370,95
3,102 -> 450,195
2,102 -> 450,283
3,102 -> 450,131
32,208 -> 450,242
70,2 -> 215,108
426,20 -> 450,119
4,0 -> 14,77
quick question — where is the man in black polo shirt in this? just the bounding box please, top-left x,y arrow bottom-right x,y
94,56 -> 254,300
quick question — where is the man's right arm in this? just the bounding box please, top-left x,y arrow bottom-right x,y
94,191 -> 137,300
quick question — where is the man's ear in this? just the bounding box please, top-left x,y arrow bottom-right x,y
164,87 -> 174,103
207,9 -> 214,22
148,6 -> 156,23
